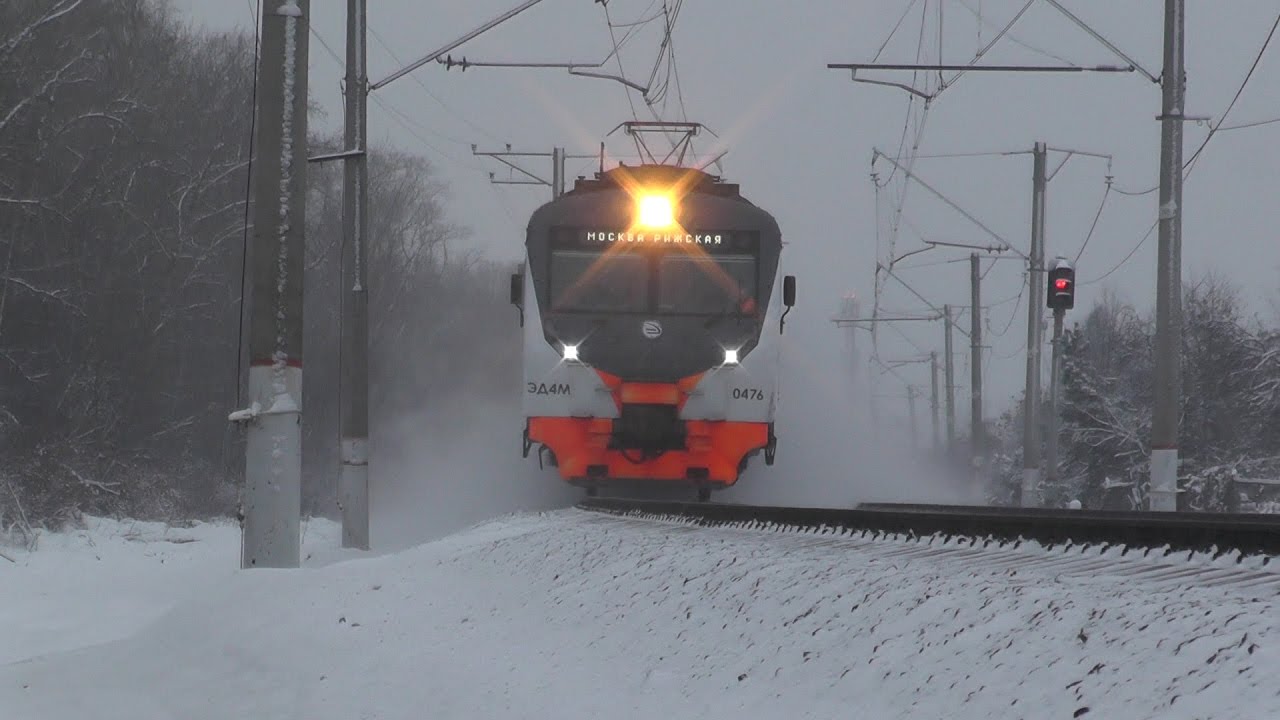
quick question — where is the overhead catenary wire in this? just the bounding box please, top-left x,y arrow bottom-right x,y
643,1 -> 679,103
666,9 -> 688,121
366,24 -> 505,146
867,1 -> 944,362
1074,175 -> 1112,264
1081,219 -> 1157,286
879,263 -> 971,339
872,149 -> 1026,260
940,0 -> 1036,91
1039,0 -> 1158,82
986,274 -> 1026,339
1104,13 -> 1279,196
228,0 -> 263,562
1112,182 -> 1158,197
899,149 -> 1029,160
888,318 -> 931,357
234,0 -> 262,411
979,256 -> 998,281
867,5 -> 915,352
1182,11 -> 1280,179
310,23 -> 344,66
952,0 -> 1076,66
873,100 -> 933,356
1218,115 -> 1280,132
884,103 -> 934,257
913,0 -> 930,94
314,25 -> 483,151
1078,11 -> 1279,286
601,0 -> 640,120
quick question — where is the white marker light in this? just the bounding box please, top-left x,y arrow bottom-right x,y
562,344 -> 580,361
724,348 -> 739,365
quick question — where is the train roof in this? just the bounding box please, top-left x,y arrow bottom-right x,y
568,164 -> 745,200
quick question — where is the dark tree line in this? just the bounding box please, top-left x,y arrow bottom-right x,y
1,0 -> 520,540
988,275 -> 1280,512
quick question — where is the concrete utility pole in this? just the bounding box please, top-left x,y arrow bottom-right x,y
868,367 -> 882,447
319,0 -> 556,550
339,0 -> 370,550
552,147 -> 565,198
234,0 -> 310,569
1150,0 -> 1185,512
834,294 -> 861,442
930,351 -> 941,452
943,304 -> 956,453
907,385 -> 919,451
969,255 -> 984,488
1022,141 -> 1048,508
1045,306 -> 1066,492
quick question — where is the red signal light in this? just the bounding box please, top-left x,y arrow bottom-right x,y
1054,278 -> 1069,291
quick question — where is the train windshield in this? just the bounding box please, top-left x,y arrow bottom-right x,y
549,249 -> 648,312
548,247 -> 759,315
657,254 -> 758,315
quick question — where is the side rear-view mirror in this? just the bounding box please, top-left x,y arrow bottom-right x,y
510,272 -> 522,306
510,271 -> 524,327
780,275 -> 795,334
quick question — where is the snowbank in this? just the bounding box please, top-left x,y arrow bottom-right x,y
0,515 -> 342,666
2,510 -> 1277,719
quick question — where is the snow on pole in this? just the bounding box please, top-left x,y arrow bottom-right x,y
233,0 -> 310,569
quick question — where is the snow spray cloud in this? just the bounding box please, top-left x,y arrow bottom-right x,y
370,393 -> 578,551
365,242 -> 973,546
721,265 -> 974,509
366,258 -> 579,550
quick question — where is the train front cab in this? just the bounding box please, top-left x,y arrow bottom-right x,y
512,250 -> 795,499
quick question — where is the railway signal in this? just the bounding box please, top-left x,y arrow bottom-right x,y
1045,256 -> 1074,503
1047,259 -> 1075,310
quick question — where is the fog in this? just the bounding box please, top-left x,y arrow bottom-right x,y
719,286 -> 977,509
168,1 -> 1280,541
370,400 -> 575,551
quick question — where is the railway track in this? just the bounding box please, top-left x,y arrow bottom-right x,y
576,498 -> 1280,599
577,497 -> 1280,558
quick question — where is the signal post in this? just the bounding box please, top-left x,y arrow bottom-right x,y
1044,258 -> 1075,497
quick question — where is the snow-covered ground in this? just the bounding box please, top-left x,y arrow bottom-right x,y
2,510 -> 1277,719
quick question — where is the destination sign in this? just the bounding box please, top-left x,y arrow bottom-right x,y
584,230 -> 724,245
550,226 -> 758,251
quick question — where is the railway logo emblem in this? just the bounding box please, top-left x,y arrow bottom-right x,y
641,320 -> 663,339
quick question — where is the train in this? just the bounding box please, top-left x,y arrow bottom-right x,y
510,160 -> 793,501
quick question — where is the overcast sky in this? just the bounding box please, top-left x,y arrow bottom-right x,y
177,0 -> 1280,428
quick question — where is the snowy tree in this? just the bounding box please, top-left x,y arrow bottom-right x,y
991,277 -> 1280,513
1052,292 -> 1153,509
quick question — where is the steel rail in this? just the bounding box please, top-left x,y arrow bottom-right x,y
577,498 -> 1280,558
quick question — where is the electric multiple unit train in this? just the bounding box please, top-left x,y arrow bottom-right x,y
510,162 -> 793,501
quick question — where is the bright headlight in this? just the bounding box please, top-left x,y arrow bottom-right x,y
723,348 -> 739,365
562,344 -> 580,361
637,194 -> 674,228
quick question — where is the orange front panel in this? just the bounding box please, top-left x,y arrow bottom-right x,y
527,416 -> 769,486
618,383 -> 681,405
593,370 -> 705,412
